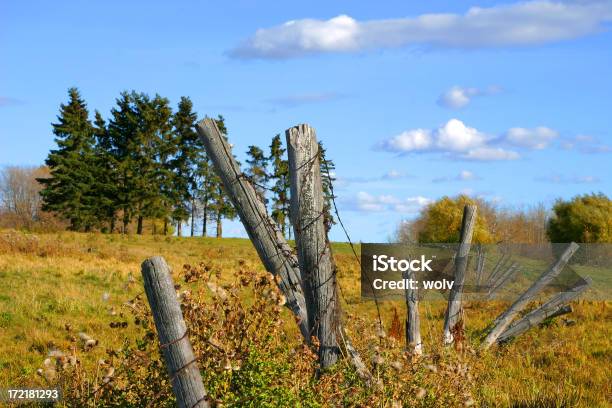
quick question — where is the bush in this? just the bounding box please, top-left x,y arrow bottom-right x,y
410,195 -> 496,244
547,193 -> 612,243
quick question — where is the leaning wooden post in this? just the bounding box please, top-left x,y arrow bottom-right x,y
286,124 -> 340,369
481,242 -> 579,349
497,277 -> 591,343
404,268 -> 422,355
195,118 -> 310,340
443,205 -> 477,345
141,257 -> 209,408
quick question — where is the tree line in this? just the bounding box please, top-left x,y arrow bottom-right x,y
35,88 -> 334,237
397,193 -> 611,244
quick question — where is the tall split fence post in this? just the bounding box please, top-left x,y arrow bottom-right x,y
286,123 -> 340,369
141,256 -> 209,408
195,118 -> 310,340
443,204 -> 477,345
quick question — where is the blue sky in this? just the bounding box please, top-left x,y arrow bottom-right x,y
1,0 -> 611,241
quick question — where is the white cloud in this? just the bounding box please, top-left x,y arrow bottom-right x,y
337,170 -> 411,187
381,129 -> 432,152
435,119 -> 486,151
229,1 -> 612,59
458,170 -> 476,180
438,86 -> 478,109
382,169 -> 406,180
536,174 -> 600,183
347,192 -> 432,213
561,135 -> 612,153
433,169 -> 479,183
437,85 -> 502,109
505,126 -> 558,149
378,118 -> 520,161
460,147 -> 521,161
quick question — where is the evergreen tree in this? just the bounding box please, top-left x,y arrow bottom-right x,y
134,93 -> 174,235
106,92 -> 175,234
38,88 -> 98,231
92,110 -> 118,232
245,145 -> 269,204
318,141 -> 336,232
171,97 -> 201,237
269,134 -> 291,238
107,92 -> 140,233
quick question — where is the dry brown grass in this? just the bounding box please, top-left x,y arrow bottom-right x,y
0,230 -> 610,407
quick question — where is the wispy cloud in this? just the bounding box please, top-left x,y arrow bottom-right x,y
506,126 -> 558,149
437,85 -> 502,109
0,97 -> 24,107
535,174 -> 600,183
433,170 -> 480,183
375,118 -> 521,161
229,1 -> 612,59
265,92 -> 347,108
561,134 -> 612,153
338,170 -> 411,186
342,191 -> 432,213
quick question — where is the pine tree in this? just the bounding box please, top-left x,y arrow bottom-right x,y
107,92 -> 140,233
269,134 -> 291,239
172,97 -> 201,237
107,92 -> 175,234
92,110 -> 118,232
38,88 -> 98,231
245,145 -> 269,204
134,93 -> 174,235
318,141 -> 336,232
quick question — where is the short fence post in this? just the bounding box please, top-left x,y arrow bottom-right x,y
404,268 -> 423,355
286,124 -> 340,369
443,204 -> 477,345
195,118 -> 310,340
141,256 -> 209,408
482,242 -> 580,349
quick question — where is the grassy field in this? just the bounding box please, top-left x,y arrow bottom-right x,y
0,230 -> 610,407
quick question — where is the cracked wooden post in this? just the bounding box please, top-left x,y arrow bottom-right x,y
443,204 -> 477,345
497,277 -> 591,343
482,242 -> 580,349
286,123 -> 340,369
196,118 -> 310,341
404,268 -> 422,355
141,256 -> 209,408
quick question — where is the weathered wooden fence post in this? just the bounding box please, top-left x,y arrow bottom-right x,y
195,118 -> 310,340
404,268 -> 422,355
141,256 -> 209,408
443,204 -> 477,345
487,263 -> 519,299
497,277 -> 591,343
286,124 -> 340,369
481,242 -> 579,349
